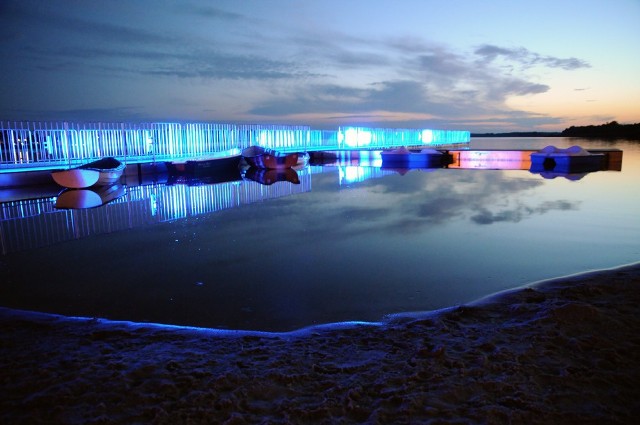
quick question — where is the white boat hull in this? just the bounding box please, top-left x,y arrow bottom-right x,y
51,169 -> 100,189
55,184 -> 126,209
55,188 -> 103,209
96,169 -> 124,186
50,157 -> 125,189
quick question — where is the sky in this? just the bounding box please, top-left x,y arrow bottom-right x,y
0,0 -> 638,133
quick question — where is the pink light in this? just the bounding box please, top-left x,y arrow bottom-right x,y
449,150 -> 535,170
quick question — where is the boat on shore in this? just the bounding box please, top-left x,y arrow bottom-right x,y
530,145 -> 605,173
165,148 -> 241,177
51,157 -> 125,189
381,147 -> 446,168
241,146 -> 299,169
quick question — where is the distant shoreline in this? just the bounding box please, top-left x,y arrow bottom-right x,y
471,132 -> 560,137
473,121 -> 640,140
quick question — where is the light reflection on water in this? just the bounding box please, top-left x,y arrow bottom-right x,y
1,138 -> 639,331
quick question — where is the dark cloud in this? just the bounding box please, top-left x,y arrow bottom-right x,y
6,106 -> 150,123
325,50 -> 391,68
474,45 -> 516,61
304,169 -> 551,238
247,73 -> 549,126
471,200 -> 579,225
414,196 -> 467,224
1,1 -> 176,47
488,79 -> 549,99
146,52 -> 302,80
247,36 -> 585,126
179,4 -> 245,21
2,8 -> 304,82
260,166 -> 583,245
474,44 -> 591,70
364,81 -> 432,112
248,79 -> 470,117
0,0 -> 303,82
416,51 -> 470,79
336,206 -> 392,222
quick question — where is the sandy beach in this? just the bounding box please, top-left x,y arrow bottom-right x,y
1,263 -> 639,424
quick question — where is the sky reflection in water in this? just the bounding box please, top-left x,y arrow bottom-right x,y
1,139 -> 639,331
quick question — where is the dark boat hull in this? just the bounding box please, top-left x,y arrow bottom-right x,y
166,154 -> 241,176
530,146 -> 605,173
381,147 -> 445,168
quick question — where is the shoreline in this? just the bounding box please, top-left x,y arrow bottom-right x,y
2,263 -> 639,423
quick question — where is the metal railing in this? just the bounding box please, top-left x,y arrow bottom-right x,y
0,121 -> 313,171
0,121 -> 470,172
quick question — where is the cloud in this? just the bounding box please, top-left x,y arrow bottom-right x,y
471,200 -> 579,225
246,36 -> 583,126
491,79 -> 549,98
145,52 -> 304,80
1,3 -> 307,82
474,44 -> 591,70
6,106 -> 150,123
0,1 -> 596,130
296,169 -> 557,239
179,3 -> 245,21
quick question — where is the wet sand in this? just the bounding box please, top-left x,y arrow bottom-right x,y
1,263 -> 639,424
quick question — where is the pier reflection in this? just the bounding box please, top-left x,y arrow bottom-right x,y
54,184 -> 126,209
1,147 -> 623,255
0,168 -> 312,254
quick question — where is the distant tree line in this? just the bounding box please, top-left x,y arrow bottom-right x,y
473,121 -> 640,139
561,121 -> 640,139
471,131 -> 561,137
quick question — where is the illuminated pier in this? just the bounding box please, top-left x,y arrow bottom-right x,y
0,121 -> 470,172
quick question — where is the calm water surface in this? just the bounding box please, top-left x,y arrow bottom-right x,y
1,137 -> 639,331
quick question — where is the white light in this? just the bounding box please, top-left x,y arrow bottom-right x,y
343,128 -> 372,147
421,129 -> 434,144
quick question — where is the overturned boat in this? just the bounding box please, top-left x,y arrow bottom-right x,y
51,157 -> 125,189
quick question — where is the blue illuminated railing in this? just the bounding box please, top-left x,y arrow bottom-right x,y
0,121 -> 470,171
326,127 -> 470,150
0,121 -> 312,170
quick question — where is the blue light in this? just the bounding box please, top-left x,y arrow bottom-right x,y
1,121 -> 470,172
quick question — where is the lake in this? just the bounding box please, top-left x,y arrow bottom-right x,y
1,137 -> 639,332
